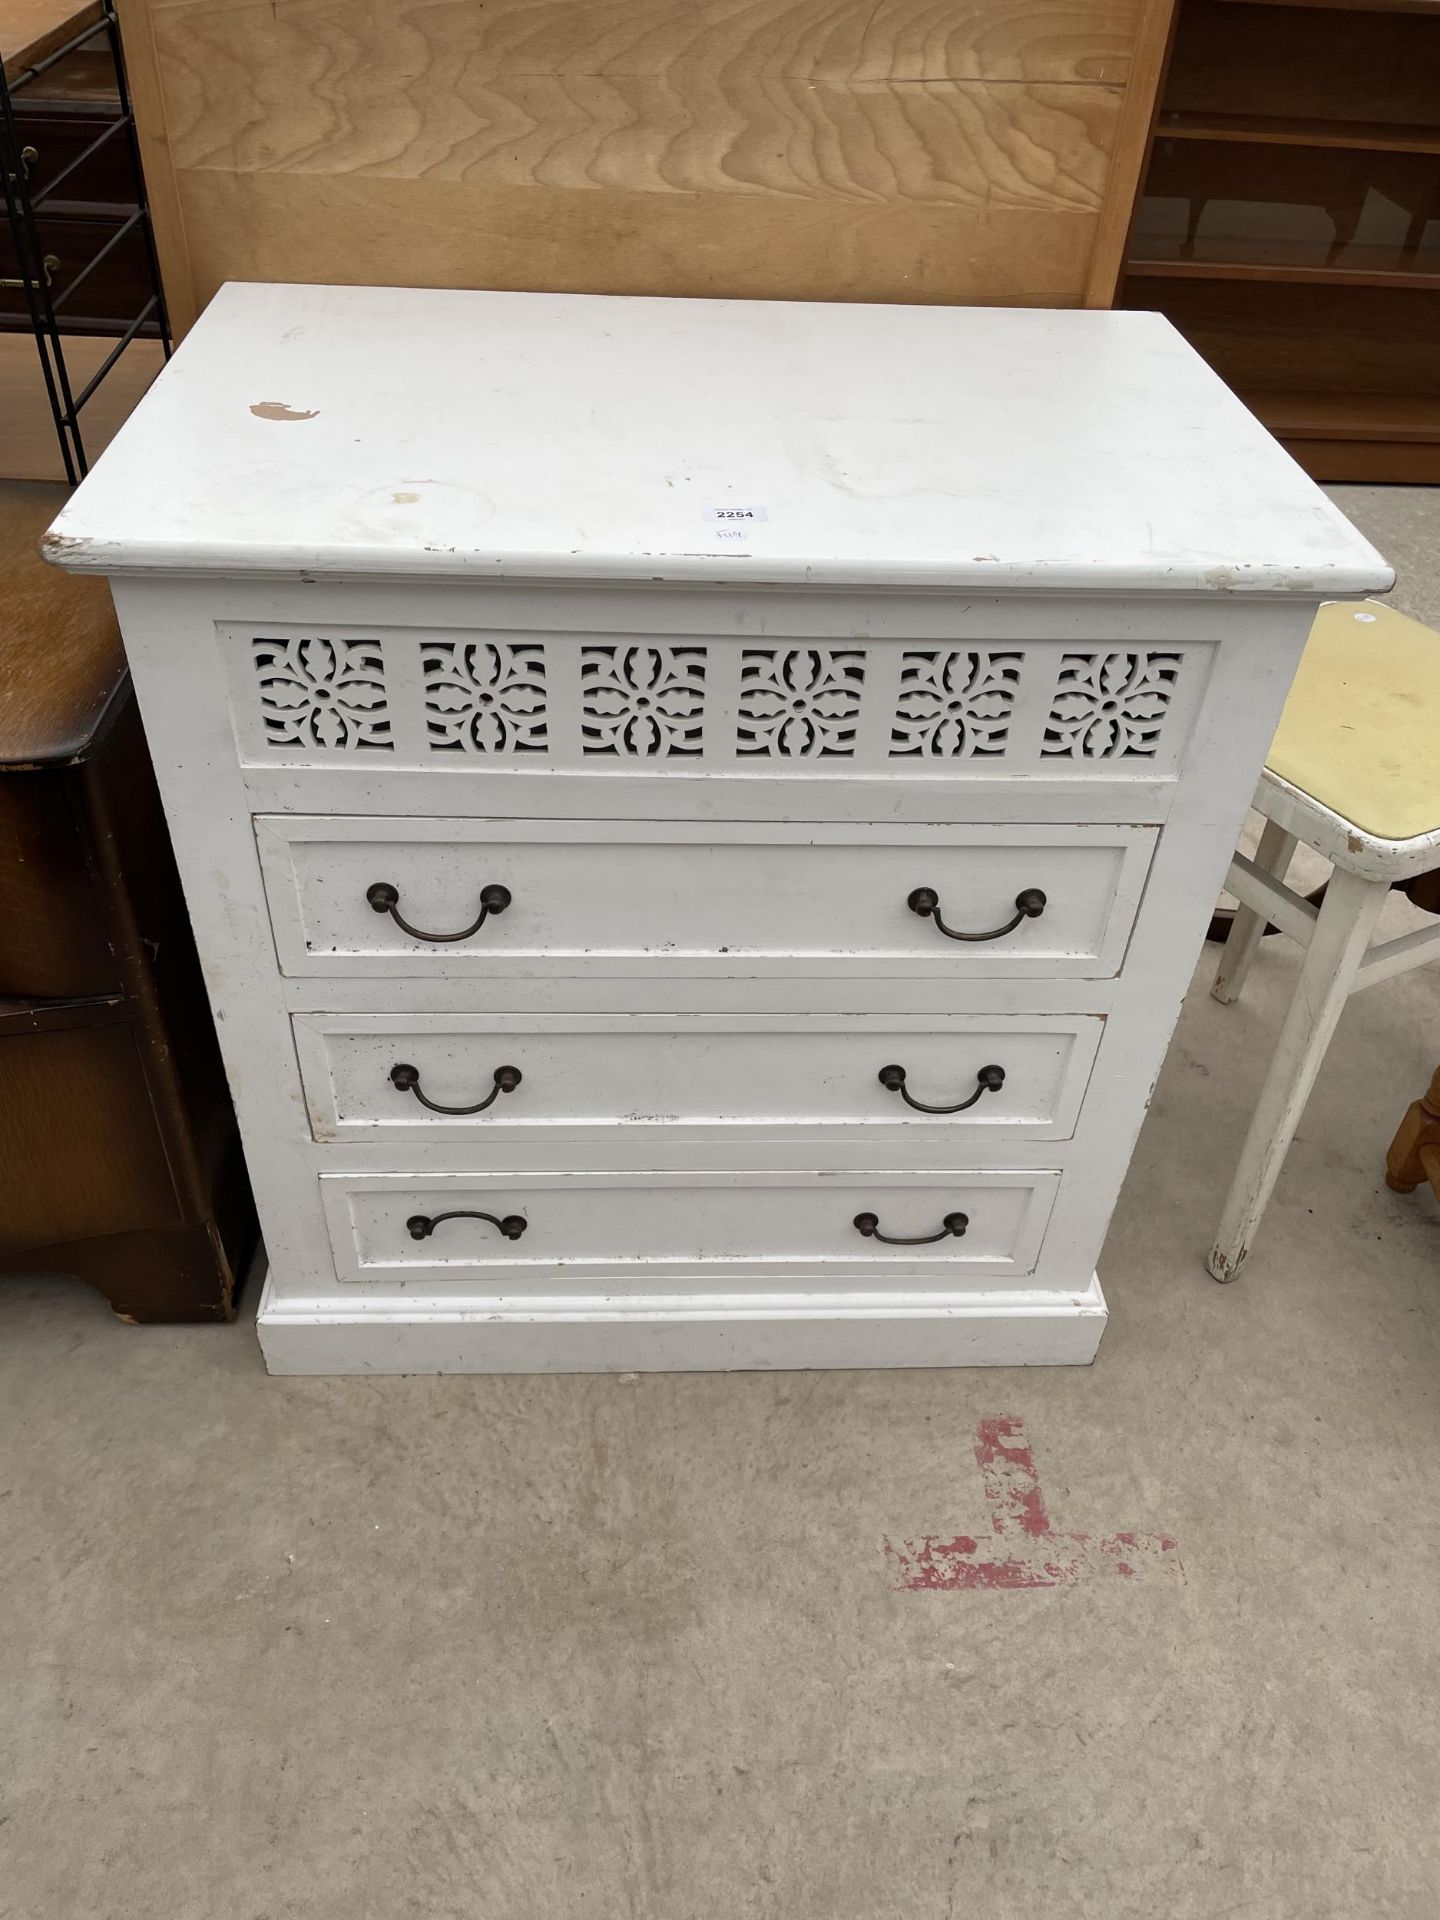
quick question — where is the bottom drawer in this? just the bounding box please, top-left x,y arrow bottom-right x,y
320,1169 -> 1059,1290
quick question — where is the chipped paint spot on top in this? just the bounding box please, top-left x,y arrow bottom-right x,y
250,401 -> 319,422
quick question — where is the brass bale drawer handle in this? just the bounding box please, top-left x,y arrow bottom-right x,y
853,1210 -> 969,1245
907,886 -> 1047,943
0,251 -> 59,292
406,1210 -> 528,1241
367,879 -> 511,943
390,1062 -> 521,1115
878,1063 -> 1005,1115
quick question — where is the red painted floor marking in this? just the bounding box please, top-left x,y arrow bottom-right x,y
885,1417 -> 1183,1590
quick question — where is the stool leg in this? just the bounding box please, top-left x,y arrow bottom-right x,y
1208,866 -> 1388,1282
1212,820 -> 1298,1006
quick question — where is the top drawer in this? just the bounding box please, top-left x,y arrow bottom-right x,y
255,817 -> 1155,980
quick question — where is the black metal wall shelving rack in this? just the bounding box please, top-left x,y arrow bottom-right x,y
1,2 -> 170,482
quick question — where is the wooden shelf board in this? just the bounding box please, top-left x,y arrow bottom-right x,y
1212,0 -> 1440,15
1127,237 -> 1440,289
1158,111 -> 1440,154
1246,388 -> 1440,442
0,0 -> 100,80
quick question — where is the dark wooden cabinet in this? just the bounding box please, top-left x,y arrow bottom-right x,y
0,480 -> 255,1320
1119,0 -> 1440,482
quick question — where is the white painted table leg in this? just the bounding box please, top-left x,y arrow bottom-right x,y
1208,865 -> 1388,1282
1211,819 -> 1299,1006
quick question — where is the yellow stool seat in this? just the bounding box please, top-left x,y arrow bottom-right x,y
1267,600 -> 1440,843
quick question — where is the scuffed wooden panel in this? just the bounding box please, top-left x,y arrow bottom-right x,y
116,0 -> 1148,328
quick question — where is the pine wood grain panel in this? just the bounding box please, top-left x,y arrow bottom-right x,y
1084,0 -> 1173,304
115,0 -> 1152,323
176,157 -> 1108,307
164,73 -> 1117,210
145,0 -> 1141,89
113,0 -> 199,328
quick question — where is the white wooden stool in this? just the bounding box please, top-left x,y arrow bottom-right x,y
1209,599 -> 1440,1282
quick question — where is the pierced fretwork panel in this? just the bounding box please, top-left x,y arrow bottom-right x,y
580,645 -> 707,757
736,648 -> 866,758
228,628 -> 1209,776
889,650 -> 1023,759
422,641 -> 548,755
1042,652 -> 1183,761
250,636 -> 392,752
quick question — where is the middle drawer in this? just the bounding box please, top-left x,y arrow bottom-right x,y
295,1012 -> 1104,1145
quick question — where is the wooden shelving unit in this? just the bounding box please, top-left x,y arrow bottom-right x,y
1119,0 -> 1440,481
1,0 -> 170,478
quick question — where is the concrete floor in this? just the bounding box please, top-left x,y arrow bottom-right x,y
2,488 -> 1438,1919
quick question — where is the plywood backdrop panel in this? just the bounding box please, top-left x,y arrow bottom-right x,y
115,0 -> 1161,332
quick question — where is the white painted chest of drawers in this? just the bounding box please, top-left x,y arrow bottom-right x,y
46,284 -> 1390,1374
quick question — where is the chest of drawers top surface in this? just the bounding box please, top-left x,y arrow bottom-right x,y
44,282 -> 1388,601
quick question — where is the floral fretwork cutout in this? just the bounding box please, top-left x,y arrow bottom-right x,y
581,645 -> 706,756
736,648 -> 865,757
889,650 -> 1022,759
1043,651 -> 1181,759
251,636 -> 391,751
423,641 -> 548,754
